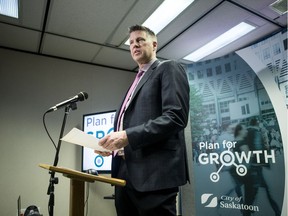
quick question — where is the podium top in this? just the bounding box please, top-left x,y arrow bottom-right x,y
39,163 -> 126,187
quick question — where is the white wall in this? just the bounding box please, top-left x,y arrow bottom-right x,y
0,48 -> 134,215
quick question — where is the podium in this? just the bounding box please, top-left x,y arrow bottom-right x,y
39,163 -> 126,216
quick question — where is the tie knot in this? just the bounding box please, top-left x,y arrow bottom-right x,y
137,70 -> 145,77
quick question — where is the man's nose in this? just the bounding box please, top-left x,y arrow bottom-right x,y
133,42 -> 140,48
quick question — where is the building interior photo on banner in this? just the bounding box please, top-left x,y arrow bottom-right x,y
0,0 -> 287,216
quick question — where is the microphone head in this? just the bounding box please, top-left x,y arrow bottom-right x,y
78,92 -> 88,101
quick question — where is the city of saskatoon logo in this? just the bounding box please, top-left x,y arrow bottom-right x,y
201,193 -> 218,208
201,193 -> 260,212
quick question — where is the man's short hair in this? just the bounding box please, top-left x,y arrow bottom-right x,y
128,25 -> 156,38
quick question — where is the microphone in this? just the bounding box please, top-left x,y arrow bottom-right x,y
47,91 -> 88,112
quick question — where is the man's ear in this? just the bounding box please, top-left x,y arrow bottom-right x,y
153,41 -> 158,51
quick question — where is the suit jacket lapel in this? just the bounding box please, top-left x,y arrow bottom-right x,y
115,60 -> 160,128
131,60 -> 160,101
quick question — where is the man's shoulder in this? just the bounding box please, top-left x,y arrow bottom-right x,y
158,59 -> 180,65
157,59 -> 184,70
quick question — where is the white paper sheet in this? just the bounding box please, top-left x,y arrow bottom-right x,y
61,128 -> 110,152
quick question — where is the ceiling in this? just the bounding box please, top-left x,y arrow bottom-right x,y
0,0 -> 287,71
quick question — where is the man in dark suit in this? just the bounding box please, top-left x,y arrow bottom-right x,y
96,25 -> 190,216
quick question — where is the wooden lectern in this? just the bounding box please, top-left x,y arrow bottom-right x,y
39,163 -> 126,216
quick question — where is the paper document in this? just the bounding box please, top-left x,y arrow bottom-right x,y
61,128 -> 110,152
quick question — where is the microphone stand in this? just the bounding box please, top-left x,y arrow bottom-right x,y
47,102 -> 77,216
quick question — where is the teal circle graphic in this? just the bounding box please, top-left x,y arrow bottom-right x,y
94,155 -> 104,167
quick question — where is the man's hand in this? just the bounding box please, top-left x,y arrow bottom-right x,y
94,131 -> 129,155
99,131 -> 129,151
94,150 -> 112,157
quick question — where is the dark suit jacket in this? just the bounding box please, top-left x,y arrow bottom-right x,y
112,60 -> 190,192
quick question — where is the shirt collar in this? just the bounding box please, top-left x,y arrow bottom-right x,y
140,59 -> 157,72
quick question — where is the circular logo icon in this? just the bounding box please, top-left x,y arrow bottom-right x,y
94,155 -> 104,167
220,150 -> 235,166
236,164 -> 247,176
210,172 -> 220,182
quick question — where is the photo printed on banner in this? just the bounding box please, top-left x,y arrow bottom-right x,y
187,48 -> 285,216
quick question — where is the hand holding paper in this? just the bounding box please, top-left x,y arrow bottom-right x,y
61,128 -> 111,152
98,130 -> 128,151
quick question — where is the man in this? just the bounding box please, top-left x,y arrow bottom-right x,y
95,25 -> 190,216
